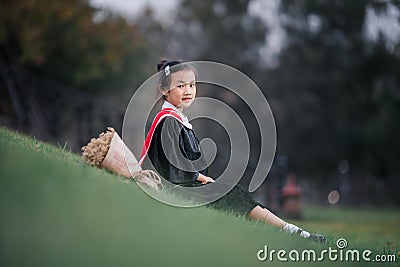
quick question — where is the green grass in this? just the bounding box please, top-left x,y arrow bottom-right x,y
0,126 -> 399,267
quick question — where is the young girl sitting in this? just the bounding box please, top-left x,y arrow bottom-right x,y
141,59 -> 325,242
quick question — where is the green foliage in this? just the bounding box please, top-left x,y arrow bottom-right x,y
0,0 -> 151,94
0,126 -> 399,266
265,0 -> 400,186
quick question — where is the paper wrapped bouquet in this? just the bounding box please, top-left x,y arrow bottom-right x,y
81,127 -> 161,190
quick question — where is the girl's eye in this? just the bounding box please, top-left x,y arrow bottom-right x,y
177,84 -> 184,88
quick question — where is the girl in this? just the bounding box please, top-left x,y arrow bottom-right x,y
141,59 -> 325,242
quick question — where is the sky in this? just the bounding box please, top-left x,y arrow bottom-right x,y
90,0 -> 180,24
364,3 -> 400,51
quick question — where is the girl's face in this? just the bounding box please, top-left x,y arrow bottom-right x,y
162,69 -> 196,111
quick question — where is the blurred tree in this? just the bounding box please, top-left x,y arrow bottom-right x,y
266,0 -> 400,202
0,0 -> 152,98
163,0 -> 267,74
133,5 -> 169,75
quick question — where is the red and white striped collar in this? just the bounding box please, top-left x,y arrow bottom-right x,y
162,101 -> 192,130
138,101 -> 193,165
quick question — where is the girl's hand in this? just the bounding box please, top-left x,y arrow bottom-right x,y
202,176 -> 215,184
197,174 -> 215,184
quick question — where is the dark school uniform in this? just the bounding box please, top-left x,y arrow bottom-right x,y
146,116 -> 261,216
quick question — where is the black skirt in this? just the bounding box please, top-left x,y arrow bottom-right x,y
175,181 -> 261,217
206,184 -> 260,216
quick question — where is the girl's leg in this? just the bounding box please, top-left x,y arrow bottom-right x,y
247,205 -> 325,242
247,205 -> 286,228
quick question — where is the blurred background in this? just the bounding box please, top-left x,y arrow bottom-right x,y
1,0 -> 399,210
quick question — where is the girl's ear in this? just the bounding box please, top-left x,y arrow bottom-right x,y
159,85 -> 168,96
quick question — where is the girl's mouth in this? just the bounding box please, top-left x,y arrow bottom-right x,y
182,97 -> 192,102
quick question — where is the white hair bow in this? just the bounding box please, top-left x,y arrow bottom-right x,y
165,65 -> 170,76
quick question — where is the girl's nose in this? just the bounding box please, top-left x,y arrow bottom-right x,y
184,84 -> 192,93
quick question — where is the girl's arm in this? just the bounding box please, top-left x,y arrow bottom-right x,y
196,173 -> 215,184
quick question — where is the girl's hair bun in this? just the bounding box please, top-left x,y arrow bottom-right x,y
156,59 -> 183,72
156,59 -> 168,72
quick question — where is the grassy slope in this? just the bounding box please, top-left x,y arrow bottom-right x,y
0,126 -> 399,267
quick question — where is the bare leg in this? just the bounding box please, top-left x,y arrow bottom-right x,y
247,205 -> 326,242
247,205 -> 286,228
